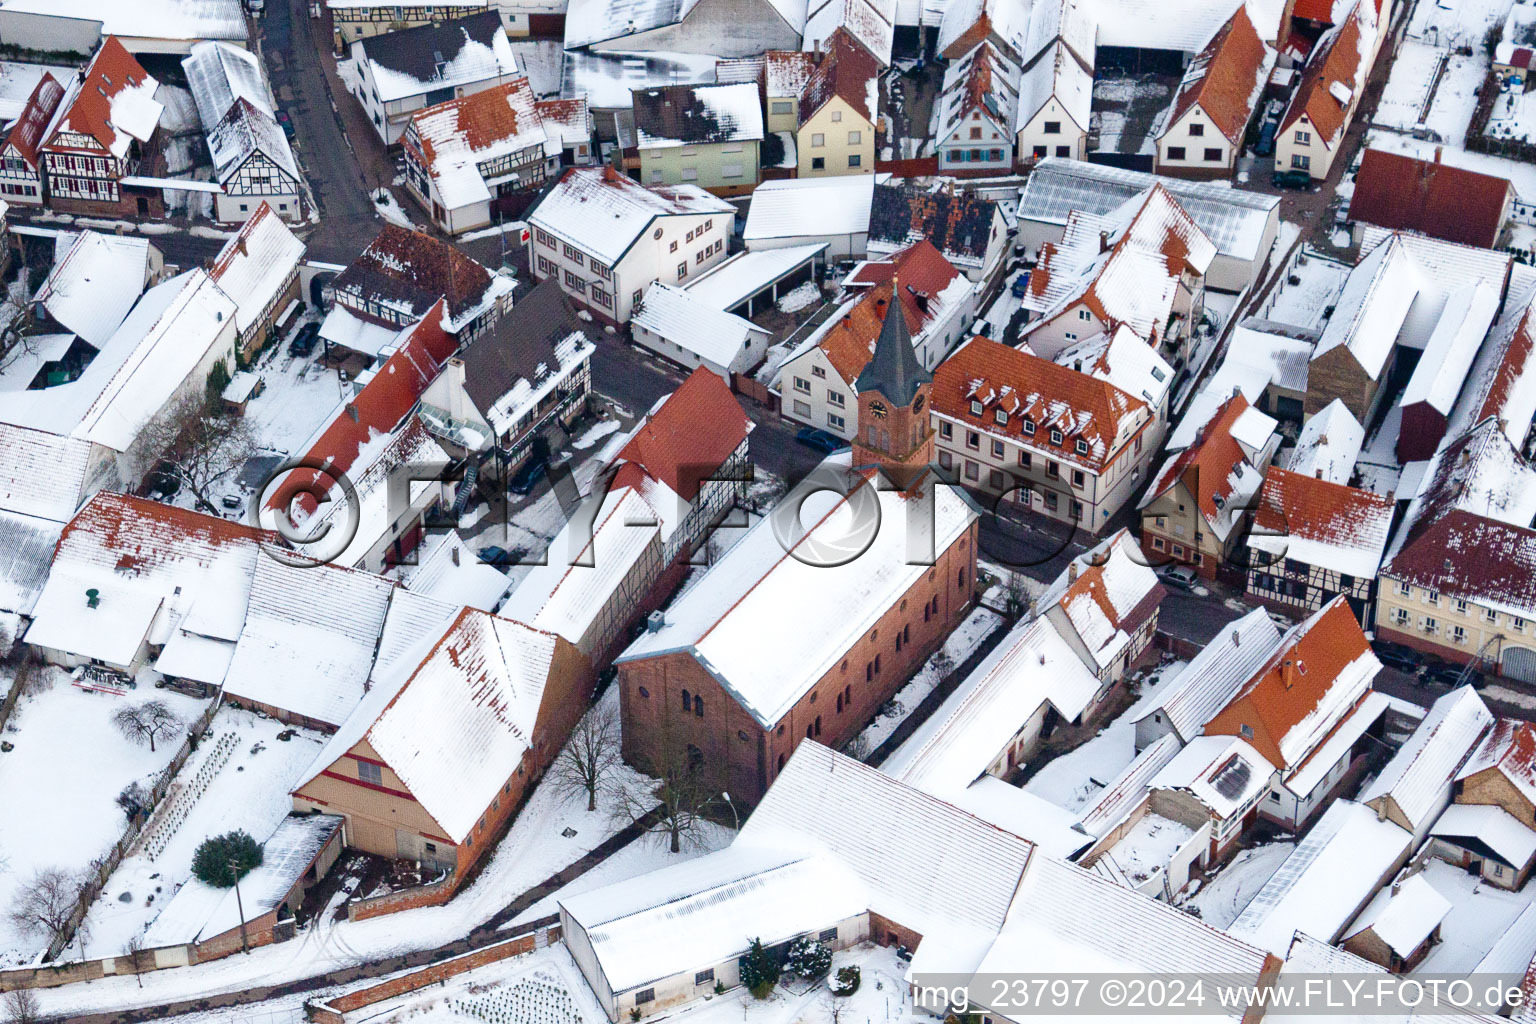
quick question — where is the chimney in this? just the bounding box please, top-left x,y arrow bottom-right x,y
237,235 -> 248,257
1315,468 -> 1323,479
1068,562 -> 1079,583
1232,629 -> 1241,647
1281,658 -> 1295,689
1434,146 -> 1443,164
1376,799 -> 1388,821
646,610 -> 666,633
1231,385 -> 1242,398
346,403 -> 360,422
1099,230 -> 1110,253
452,545 -> 460,566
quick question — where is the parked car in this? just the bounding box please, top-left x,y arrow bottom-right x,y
795,426 -> 844,454
1160,564 -> 1199,590
1425,661 -> 1483,688
220,494 -> 244,511
1271,168 -> 1314,190
1370,640 -> 1425,674
1011,271 -> 1032,298
1255,120 -> 1278,157
276,110 -> 295,138
477,545 -> 526,567
508,458 -> 548,496
288,321 -> 320,357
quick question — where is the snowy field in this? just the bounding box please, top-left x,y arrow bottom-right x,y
331,945 -> 606,1024
1407,0 -> 1513,51
1022,659 -> 1186,813
80,707 -> 327,959
0,670 -> 211,966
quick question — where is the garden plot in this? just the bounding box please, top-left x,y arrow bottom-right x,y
80,706 -> 327,959
1022,659 -> 1185,813
1486,83 -> 1536,144
0,669 -> 210,966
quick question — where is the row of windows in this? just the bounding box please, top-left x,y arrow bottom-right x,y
807,130 -> 862,147
1390,581 -> 1528,631
1165,145 -> 1224,163
1149,535 -> 1203,565
942,412 -> 1101,463
938,452 -> 1087,517
807,154 -> 862,170
946,149 -> 1008,163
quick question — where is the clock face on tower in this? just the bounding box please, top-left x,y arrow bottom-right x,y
870,401 -> 889,419
913,394 -> 925,413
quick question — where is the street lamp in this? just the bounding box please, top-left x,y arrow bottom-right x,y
721,791 -> 739,831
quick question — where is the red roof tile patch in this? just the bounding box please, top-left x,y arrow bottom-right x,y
1146,392 -> 1252,525
1163,6 -> 1272,144
820,239 -> 962,382
1350,149 -> 1513,249
46,37 -> 157,156
801,29 -> 879,124
1278,1 -> 1369,146
5,72 -> 63,167
1254,466 -> 1393,553
612,367 -> 751,502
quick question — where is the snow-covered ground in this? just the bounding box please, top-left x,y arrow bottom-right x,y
852,604 -> 1005,755
1180,840 -> 1294,929
372,188 -> 423,231
1375,40 -> 1486,145
80,708 -> 328,960
1259,249 -> 1352,333
0,670 -> 211,966
1414,858 -> 1536,973
983,271 -> 1026,335
1107,813 -> 1197,886
29,688 -> 674,1019
1022,658 -> 1185,813
776,281 -> 820,313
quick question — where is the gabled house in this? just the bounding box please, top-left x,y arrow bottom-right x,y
803,0 -> 895,64
1154,5 -> 1275,178
1203,596 -> 1387,828
31,230 -> 163,350
867,182 -> 1009,282
633,82 -> 764,193
936,0 -> 1031,60
292,607 -> 591,885
1396,280 -> 1502,461
563,0 -> 804,57
40,37 -> 165,217
1361,685 -> 1492,845
1350,148 -> 1515,249
1437,717 -> 1536,887
403,77 -> 559,235
349,13 -> 520,145
1014,41 -> 1093,164
936,41 -> 1019,173
1340,874 -> 1452,972
326,0 -> 493,49
502,368 -> 751,664
321,224 -> 514,363
794,31 -> 878,178
931,335 -> 1162,531
534,96 -> 596,166
762,50 -> 818,132
416,278 -> 594,478
742,174 -> 874,258
1132,607 -> 1284,750
1245,466 -> 1394,626
1036,528 -> 1164,683
777,239 -> 975,439
0,72 -> 62,204
1139,392 -> 1278,577
630,281 -> 771,379
1274,0 -> 1379,181
183,41 -> 302,223
1022,184 -> 1215,365
526,166 -> 734,324
207,202 -> 305,362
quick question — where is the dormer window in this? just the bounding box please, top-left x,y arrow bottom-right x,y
994,409 -> 1007,425
970,399 -> 983,415
1049,428 -> 1062,445
1075,439 -> 1089,456
1022,419 -> 1035,435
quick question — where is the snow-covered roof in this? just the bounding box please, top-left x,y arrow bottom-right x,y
1055,326 -> 1175,412
633,81 -> 763,148
884,615 -> 1102,797
317,303 -> 400,359
0,0 -> 246,45
1230,320 -> 1315,392
1361,686 -> 1491,830
206,96 -> 298,186
1400,281 -> 1501,416
1077,732 -> 1183,837
1142,393 -> 1271,543
1020,0 -> 1096,67
33,230 -> 155,347
743,173 -> 875,242
683,243 -> 828,309
533,96 -> 592,149
221,558 -> 395,728
1150,734 -> 1275,818
1459,717 -> 1536,809
0,509 -> 61,616
332,224 -> 512,335
1036,528 -> 1162,672
1476,901 -> 1536,976
633,281 -> 767,367
403,534 -> 513,613
1160,4 -> 1274,145
183,40 -> 272,131
1344,874 -> 1451,958
407,77 -> 556,210
1249,467 -> 1394,580
0,61 -> 71,125
44,37 -> 162,162
1229,799 -> 1412,954
950,775 -> 1095,858
208,203 -> 304,337
1016,39 -> 1091,130
617,456 -> 977,728
1312,236 -> 1420,379
1432,802 -> 1536,868
558,49 -> 722,110
1019,156 -> 1280,263
1283,398 -> 1362,485
0,422 -> 94,522
804,0 -> 896,63
561,743 -> 1036,994
530,166 -> 732,267
358,12 -> 518,104
976,854 -> 1271,1008
1284,688 -> 1391,798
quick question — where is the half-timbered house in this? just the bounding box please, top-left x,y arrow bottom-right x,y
0,72 -> 62,205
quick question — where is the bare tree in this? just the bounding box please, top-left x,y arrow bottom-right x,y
0,290 -> 37,376
8,867 -> 87,948
551,702 -> 621,811
1003,570 -> 1034,621
612,724 -> 731,853
135,388 -> 257,512
125,933 -> 149,987
928,646 -> 956,687
2,989 -> 42,1024
112,700 -> 183,753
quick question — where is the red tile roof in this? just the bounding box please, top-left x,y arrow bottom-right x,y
801,29 -> 879,124
1386,508 -> 1536,618
611,367 -> 751,502
1162,5 -> 1271,145
4,72 -> 63,167
1350,149 -> 1513,249
1145,392 -> 1252,525
45,36 -> 156,156
1278,1 -> 1370,146
819,238 -> 963,382
60,491 -> 268,574
334,224 -> 496,325
410,78 -> 544,168
931,336 -> 1149,471
1253,466 -> 1394,558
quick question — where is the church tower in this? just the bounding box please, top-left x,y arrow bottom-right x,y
852,280 -> 934,491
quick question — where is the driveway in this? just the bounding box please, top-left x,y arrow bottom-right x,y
258,0 -> 384,261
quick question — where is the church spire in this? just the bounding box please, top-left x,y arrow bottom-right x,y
855,277 -> 930,407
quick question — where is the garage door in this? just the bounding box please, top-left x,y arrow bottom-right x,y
1503,646 -> 1536,684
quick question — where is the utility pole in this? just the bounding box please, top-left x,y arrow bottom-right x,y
230,856 -> 249,954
